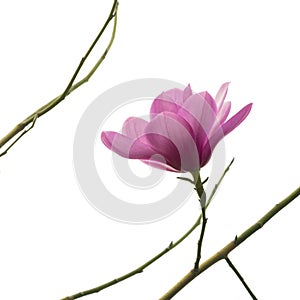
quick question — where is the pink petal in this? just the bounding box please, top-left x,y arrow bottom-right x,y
200,102 -> 253,167
163,88 -> 187,104
199,125 -> 224,167
215,82 -> 230,109
122,117 -> 148,138
150,98 -> 180,119
145,112 -> 200,172
183,84 -> 193,102
150,86 -> 192,118
208,102 -> 231,141
141,157 -> 181,172
178,94 -> 217,146
101,131 -> 156,159
222,103 -> 253,136
182,94 -> 217,127
141,133 -> 182,170
217,101 -> 231,125
199,91 -> 217,113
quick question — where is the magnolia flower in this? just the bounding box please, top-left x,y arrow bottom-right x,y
101,83 -> 252,172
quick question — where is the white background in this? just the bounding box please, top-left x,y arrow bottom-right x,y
1,1 -> 300,299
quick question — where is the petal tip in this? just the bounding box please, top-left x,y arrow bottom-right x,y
101,131 -> 114,149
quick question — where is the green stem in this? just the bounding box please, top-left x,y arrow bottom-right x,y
159,185 -> 300,299
194,205 -> 207,269
225,257 -> 258,300
192,171 -> 208,269
0,0 -> 118,157
61,160 -> 234,300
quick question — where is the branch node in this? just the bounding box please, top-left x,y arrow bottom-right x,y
234,235 -> 238,245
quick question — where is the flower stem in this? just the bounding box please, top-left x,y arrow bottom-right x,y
192,171 -> 208,269
159,185 -> 300,299
0,0 -> 118,157
61,160 -> 235,299
225,257 -> 258,299
194,205 -> 207,269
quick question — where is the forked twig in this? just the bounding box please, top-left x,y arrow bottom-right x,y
0,0 -> 118,157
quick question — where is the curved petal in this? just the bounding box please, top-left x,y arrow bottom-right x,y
178,94 -> 217,151
199,148 -> 212,168
141,157 -> 181,172
145,112 -> 200,172
217,101 -> 231,125
140,133 -> 181,171
222,103 -> 253,136
199,125 -> 224,167
150,98 -> 180,119
162,88 -> 188,104
180,94 -> 217,131
215,82 -> 230,109
101,131 -> 156,159
200,103 -> 253,167
183,84 -> 193,102
150,86 -> 193,118
208,101 -> 231,143
199,91 -> 217,113
122,117 -> 148,138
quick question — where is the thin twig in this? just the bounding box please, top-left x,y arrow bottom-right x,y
0,0 -> 118,157
61,160 -> 235,300
159,185 -> 300,299
225,257 -> 258,300
207,157 -> 234,207
176,176 -> 195,185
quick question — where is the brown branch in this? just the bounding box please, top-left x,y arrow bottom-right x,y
159,185 -> 300,299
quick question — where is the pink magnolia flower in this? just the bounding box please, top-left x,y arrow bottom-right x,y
101,83 -> 252,173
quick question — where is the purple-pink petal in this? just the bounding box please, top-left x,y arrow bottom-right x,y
122,117 -> 148,139
200,125 -> 224,167
178,93 -> 216,141
222,103 -> 253,136
101,131 -> 156,159
199,91 -> 217,113
150,85 -> 194,119
141,157 -> 181,173
141,133 -> 182,170
215,82 -> 230,109
164,88 -> 186,103
200,102 -> 253,167
183,84 -> 193,102
217,101 -> 231,125
145,112 -> 200,171
150,98 -> 180,119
